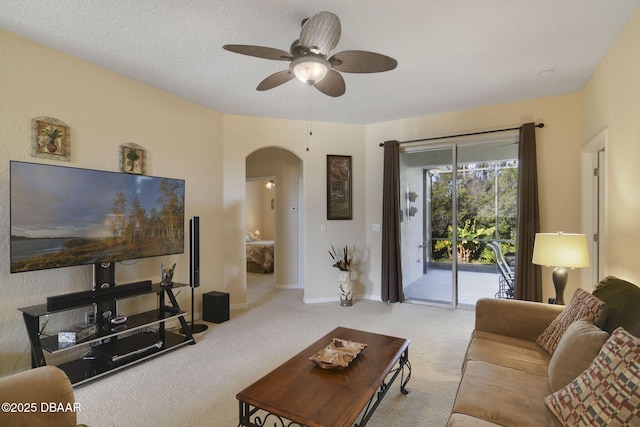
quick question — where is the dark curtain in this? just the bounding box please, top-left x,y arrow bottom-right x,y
514,123 -> 542,301
381,140 -> 404,303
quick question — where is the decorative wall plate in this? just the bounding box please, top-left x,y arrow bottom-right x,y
120,142 -> 146,174
31,117 -> 71,161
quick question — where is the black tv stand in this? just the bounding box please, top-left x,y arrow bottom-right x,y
46,280 -> 153,311
19,282 -> 195,387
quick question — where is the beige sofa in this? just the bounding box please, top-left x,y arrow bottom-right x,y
0,365 -> 86,427
447,276 -> 640,426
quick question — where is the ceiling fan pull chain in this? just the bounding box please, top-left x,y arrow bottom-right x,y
307,85 -> 313,151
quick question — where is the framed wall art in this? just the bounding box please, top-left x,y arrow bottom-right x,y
326,155 -> 352,220
31,117 -> 71,161
119,142 -> 146,174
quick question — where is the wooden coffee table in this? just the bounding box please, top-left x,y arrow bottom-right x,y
237,327 -> 411,427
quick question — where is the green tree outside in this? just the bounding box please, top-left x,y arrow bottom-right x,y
431,161 -> 517,264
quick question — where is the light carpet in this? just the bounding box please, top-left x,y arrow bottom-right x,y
74,274 -> 475,426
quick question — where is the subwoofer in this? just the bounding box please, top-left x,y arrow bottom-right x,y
203,291 -> 230,323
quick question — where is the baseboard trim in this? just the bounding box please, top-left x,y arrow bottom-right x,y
230,302 -> 248,310
303,294 -> 381,304
276,283 -> 301,290
303,296 -> 338,304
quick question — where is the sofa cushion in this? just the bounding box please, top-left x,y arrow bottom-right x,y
474,298 -> 564,341
464,330 -> 550,376
545,327 -> 640,426
593,276 -> 640,336
536,289 -> 607,355
451,360 -> 561,427
548,319 -> 609,392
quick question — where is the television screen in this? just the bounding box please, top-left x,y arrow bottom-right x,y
10,161 -> 185,273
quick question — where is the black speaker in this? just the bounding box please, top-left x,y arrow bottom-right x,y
93,262 -> 115,290
180,216 -> 208,335
190,216 -> 200,288
203,291 -> 230,323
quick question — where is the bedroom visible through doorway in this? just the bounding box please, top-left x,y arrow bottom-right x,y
245,177 -> 276,304
245,178 -> 276,274
245,147 -> 303,302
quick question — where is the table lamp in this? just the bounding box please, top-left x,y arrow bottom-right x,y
532,232 -> 590,304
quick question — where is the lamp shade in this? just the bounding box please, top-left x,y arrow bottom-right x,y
532,232 -> 590,268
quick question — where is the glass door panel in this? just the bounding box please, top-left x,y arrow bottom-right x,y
400,146 -> 455,306
456,142 -> 518,306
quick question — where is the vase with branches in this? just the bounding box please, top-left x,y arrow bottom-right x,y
328,245 -> 354,271
329,245 -> 355,306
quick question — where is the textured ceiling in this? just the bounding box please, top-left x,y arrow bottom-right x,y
1,0 -> 638,124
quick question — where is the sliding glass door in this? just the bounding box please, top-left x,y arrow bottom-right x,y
400,134 -> 519,307
400,146 -> 454,305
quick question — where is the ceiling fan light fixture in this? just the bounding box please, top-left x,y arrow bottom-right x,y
291,55 -> 330,85
225,12 -> 396,97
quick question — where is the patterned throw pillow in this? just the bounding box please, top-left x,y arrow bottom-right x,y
545,327 -> 640,426
536,289 -> 607,355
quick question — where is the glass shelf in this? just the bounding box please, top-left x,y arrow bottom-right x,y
40,310 -> 187,353
58,330 -> 193,386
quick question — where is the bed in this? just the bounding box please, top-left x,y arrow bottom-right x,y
246,232 -> 274,273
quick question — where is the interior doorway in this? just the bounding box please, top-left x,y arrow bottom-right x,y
581,129 -> 608,288
245,147 -> 303,301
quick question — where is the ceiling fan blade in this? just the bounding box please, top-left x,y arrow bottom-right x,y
256,70 -> 295,91
223,44 -> 292,61
300,11 -> 341,55
313,70 -> 345,97
329,50 -> 398,73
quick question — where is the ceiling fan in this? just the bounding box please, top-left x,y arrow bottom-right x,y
223,11 -> 397,97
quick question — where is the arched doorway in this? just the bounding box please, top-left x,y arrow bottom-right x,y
246,147 -> 303,304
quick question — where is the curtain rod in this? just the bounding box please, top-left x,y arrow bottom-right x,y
378,123 -> 544,146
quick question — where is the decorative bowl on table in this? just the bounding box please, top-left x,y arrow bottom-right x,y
309,338 -> 367,370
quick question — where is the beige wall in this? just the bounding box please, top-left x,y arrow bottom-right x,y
582,7 -> 640,285
245,179 -> 276,241
364,93 -> 584,302
222,116 -> 366,304
0,29 -> 223,374
245,180 -> 264,238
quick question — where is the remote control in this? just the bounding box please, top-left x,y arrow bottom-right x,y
110,316 -> 127,324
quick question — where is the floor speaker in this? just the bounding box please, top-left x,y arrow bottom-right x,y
190,216 -> 200,287
179,216 -> 208,335
203,291 -> 230,323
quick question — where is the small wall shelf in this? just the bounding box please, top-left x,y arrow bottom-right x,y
406,190 -> 419,220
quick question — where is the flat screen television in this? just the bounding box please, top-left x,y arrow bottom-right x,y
10,161 -> 185,274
